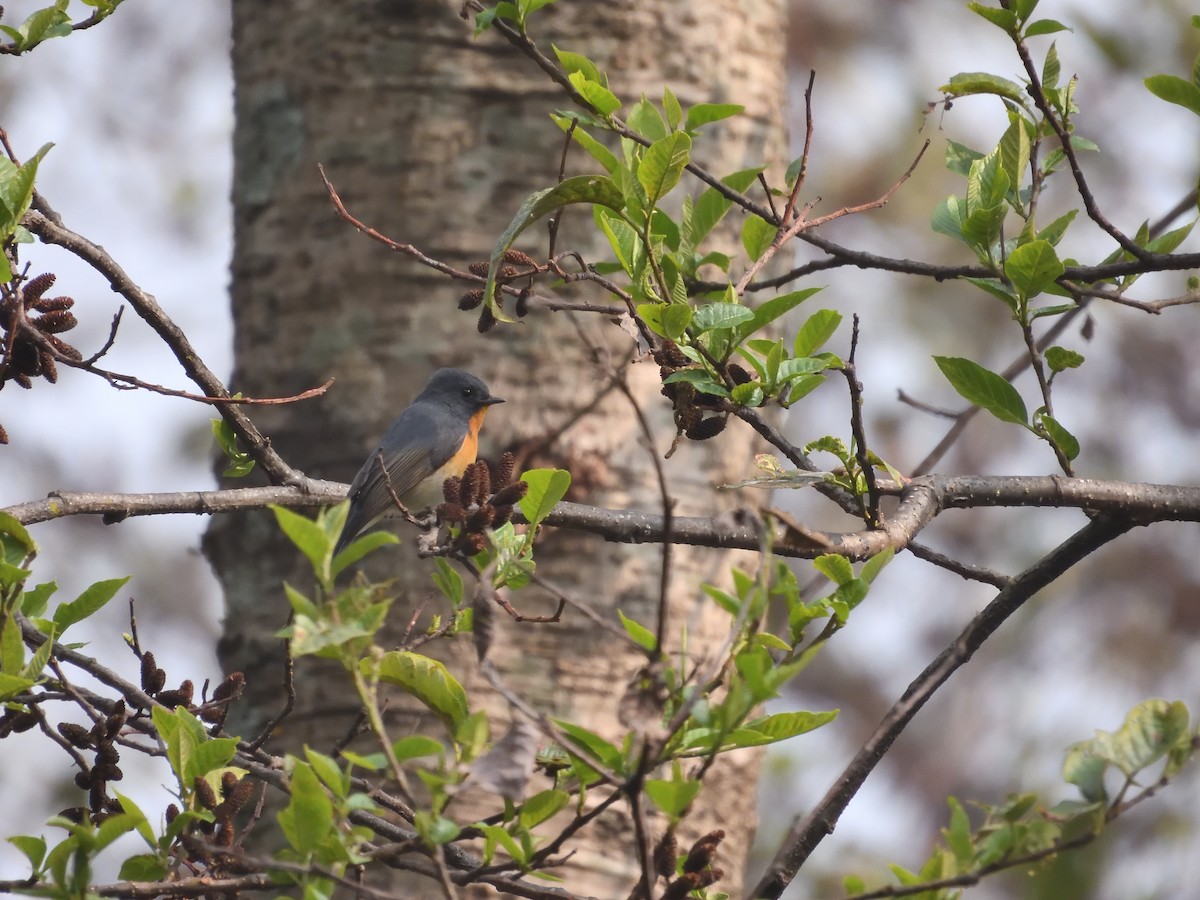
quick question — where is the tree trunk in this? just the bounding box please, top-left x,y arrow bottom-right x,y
207,2 -> 787,895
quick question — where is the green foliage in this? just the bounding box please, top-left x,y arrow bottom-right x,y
0,143 -> 52,280
211,416 -> 255,477
0,1 -> 71,54
854,700 -> 1198,899
1144,18 -> 1200,118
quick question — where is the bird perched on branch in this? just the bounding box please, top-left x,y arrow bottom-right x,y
334,368 -> 504,555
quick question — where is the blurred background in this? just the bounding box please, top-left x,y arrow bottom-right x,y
1,0 -> 1197,896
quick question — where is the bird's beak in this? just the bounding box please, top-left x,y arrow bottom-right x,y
483,396 -> 505,406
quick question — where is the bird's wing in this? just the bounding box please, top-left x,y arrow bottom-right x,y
336,404 -> 464,551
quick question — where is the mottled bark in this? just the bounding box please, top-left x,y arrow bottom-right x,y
208,1 -> 786,894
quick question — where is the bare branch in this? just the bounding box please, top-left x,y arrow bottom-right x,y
21,209 -> 305,486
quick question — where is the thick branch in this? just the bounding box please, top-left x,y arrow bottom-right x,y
10,475 -> 1200,560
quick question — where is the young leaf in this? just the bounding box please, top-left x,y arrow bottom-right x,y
552,46 -> 605,86
662,86 -> 682,130
638,132 -> 691,205
567,70 -> 622,116
1005,239 -> 1064,301
519,468 -> 572,525
1144,74 -> 1200,117
628,97 -> 668,142
934,357 -> 1028,425
684,102 -> 743,131
617,610 -> 656,651
278,761 -> 334,855
374,651 -> 470,731
941,72 -> 1028,105
272,505 -> 332,579
687,166 -> 762,246
742,214 -> 775,261
1045,346 -> 1084,372
644,777 -> 700,820
1038,413 -> 1079,460
53,577 -> 129,633
692,302 -> 754,332
1026,19 -> 1070,38
792,309 -> 842,358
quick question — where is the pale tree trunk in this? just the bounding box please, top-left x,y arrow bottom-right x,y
206,2 -> 787,895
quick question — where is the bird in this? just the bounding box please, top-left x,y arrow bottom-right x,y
334,368 -> 504,555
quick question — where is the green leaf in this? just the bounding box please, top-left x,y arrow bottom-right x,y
1045,346 -> 1084,372
1146,221 -> 1195,254
1145,74 -> 1200,117
553,46 -> 605,87
965,276 -> 1020,314
644,777 -> 700,819
597,207 -> 644,278
638,132 -> 691,205
305,747 -> 348,798
968,151 -> 1009,212
792,309 -> 842,358
1042,42 -> 1062,89
118,854 -> 166,882
934,357 -> 1028,425
518,789 -> 570,829
0,143 -> 51,237
660,302 -> 693,340
0,512 -> 36,563
967,3 -> 1017,33
731,382 -> 764,407
738,710 -> 838,743
943,797 -> 974,864
518,468 -> 572,525
945,140 -> 984,177
53,576 -> 129,633
617,610 -> 656,651
568,70 -> 621,116
272,505 -> 330,579
0,671 -> 35,700
278,762 -> 334,855
941,72 -> 1028,105
392,735 -> 445,763
741,214 -> 775,261
553,720 -> 624,771
1037,209 -> 1077,245
931,195 -> 965,241
687,167 -> 762,246
628,97 -> 668,142
1026,18 -> 1070,37
1,613 -> 24,674
662,86 -> 682,130
432,558 -> 464,607
692,302 -> 754,332
998,116 -> 1031,198
1063,744 -> 1108,803
1005,239 -> 1064,300
736,287 -> 821,342
152,707 -> 238,785
685,102 -> 743,131
7,834 -> 47,874
813,553 -> 853,586
373,651 -> 470,732
487,176 -> 625,317
1038,413 -> 1079,460
1110,699 -> 1191,776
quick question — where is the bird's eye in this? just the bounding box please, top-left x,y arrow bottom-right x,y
462,387 -> 475,398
